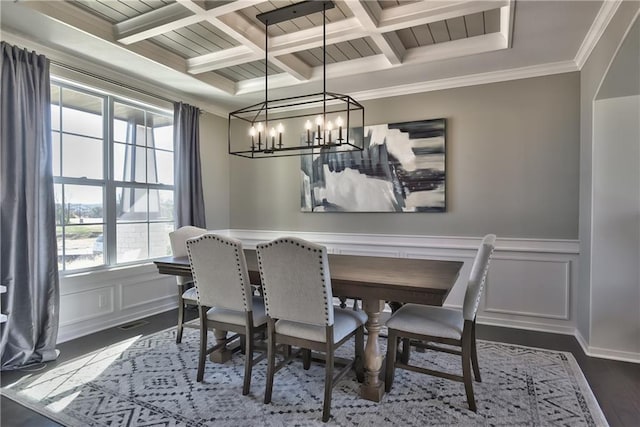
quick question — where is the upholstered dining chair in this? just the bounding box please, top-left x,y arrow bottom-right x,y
256,237 -> 366,423
186,233 -> 267,395
169,225 -> 207,343
384,234 -> 496,412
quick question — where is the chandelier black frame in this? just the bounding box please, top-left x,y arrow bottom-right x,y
228,0 -> 365,158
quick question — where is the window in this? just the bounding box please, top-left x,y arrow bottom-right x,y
51,81 -> 174,272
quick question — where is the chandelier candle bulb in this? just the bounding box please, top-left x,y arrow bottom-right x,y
305,120 -> 312,145
336,116 -> 343,141
327,121 -> 333,144
270,127 -> 276,149
257,122 -> 263,148
315,116 -> 323,144
277,123 -> 284,147
249,126 -> 256,149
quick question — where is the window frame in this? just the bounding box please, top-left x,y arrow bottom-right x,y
52,78 -> 175,275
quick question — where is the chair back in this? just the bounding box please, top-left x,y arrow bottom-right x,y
169,226 -> 206,285
186,233 -> 253,312
256,237 -> 334,327
462,234 -> 496,321
169,226 -> 207,257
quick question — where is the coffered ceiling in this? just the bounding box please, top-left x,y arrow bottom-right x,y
0,1 -> 612,114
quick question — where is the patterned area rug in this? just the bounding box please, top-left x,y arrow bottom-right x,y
2,327 -> 608,426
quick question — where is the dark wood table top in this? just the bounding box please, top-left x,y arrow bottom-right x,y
154,250 -> 464,306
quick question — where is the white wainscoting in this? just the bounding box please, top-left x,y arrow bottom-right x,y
57,229 -> 640,362
221,229 -> 580,336
58,263 -> 177,343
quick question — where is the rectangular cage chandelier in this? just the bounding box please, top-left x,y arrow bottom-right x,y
228,0 -> 365,158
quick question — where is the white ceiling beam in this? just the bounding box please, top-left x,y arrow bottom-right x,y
115,3 -> 200,45
207,13 -> 266,55
271,53 -> 313,81
116,0 -> 263,44
341,1 -> 404,65
174,0 -> 207,14
500,1 -> 516,48
187,45 -> 257,74
196,11 -> 314,80
402,32 -> 507,63
267,18 -> 366,55
372,32 -> 406,65
377,0 -> 510,32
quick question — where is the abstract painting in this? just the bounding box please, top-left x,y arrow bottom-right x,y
301,118 -> 446,212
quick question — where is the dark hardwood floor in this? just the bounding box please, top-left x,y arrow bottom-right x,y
1,310 -> 638,426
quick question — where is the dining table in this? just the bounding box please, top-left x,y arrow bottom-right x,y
154,249 -> 464,402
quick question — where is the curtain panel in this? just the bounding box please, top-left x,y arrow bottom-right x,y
173,102 -> 206,228
0,42 -> 60,369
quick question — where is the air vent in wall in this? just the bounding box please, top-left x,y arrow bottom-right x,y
118,320 -> 149,330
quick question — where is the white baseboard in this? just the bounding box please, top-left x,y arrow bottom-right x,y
575,329 -> 640,364
476,315 -> 577,336
57,300 -> 177,343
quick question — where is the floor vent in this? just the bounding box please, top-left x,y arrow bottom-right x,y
118,320 -> 149,330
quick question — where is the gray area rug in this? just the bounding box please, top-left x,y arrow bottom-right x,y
2,327 -> 608,426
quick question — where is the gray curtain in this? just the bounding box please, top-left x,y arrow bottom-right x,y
0,42 -> 60,369
173,102 -> 206,228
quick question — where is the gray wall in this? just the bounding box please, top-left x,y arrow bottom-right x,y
227,73 -> 580,239
199,112 -> 230,229
577,3 -> 640,344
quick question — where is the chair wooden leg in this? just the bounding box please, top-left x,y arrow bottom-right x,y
302,348 -> 311,370
240,335 -> 247,355
242,328 -> 253,395
322,343 -> 334,423
385,329 -> 398,392
401,337 -> 411,364
355,326 -> 365,383
461,326 -> 477,412
176,287 -> 185,344
264,319 -> 276,404
471,320 -> 481,382
197,305 -> 207,382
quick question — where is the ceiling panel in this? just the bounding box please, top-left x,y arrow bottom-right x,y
294,37 -> 382,67
447,16 -> 468,41
215,60 -> 283,82
378,1 -> 420,10
70,0 -> 174,23
484,9 -> 501,34
396,8 -> 503,49
150,21 -> 239,58
464,12 -> 486,37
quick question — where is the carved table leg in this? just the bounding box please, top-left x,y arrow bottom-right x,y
210,329 -> 233,363
360,298 -> 385,402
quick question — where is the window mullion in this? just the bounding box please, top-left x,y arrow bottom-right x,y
105,96 -> 117,266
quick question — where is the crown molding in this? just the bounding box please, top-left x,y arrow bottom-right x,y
350,60 -> 579,102
574,0 -> 623,69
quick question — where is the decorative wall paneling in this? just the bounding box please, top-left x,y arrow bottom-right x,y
222,229 -> 579,336
58,264 -> 176,343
